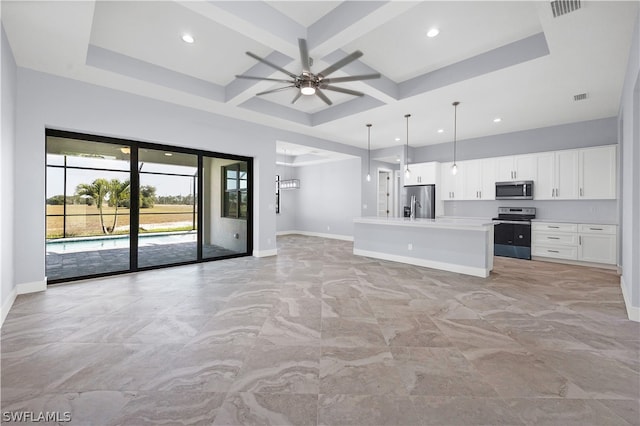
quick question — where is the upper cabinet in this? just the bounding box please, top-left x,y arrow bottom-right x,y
437,144 -> 616,202
535,150 -> 579,200
463,158 -> 496,200
405,162 -> 439,186
579,145 -> 617,199
440,161 -> 465,200
495,154 -> 537,182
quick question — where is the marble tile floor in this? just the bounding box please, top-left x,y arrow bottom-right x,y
2,234 -> 639,425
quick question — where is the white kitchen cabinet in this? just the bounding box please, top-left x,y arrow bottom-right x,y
440,161 -> 464,200
405,162 -> 439,186
578,224 -> 617,264
579,145 -> 617,199
495,154 -> 537,182
462,158 -> 496,200
532,221 -> 617,265
535,150 -> 579,200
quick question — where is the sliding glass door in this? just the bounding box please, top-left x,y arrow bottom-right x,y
137,148 -> 199,268
45,130 -> 252,284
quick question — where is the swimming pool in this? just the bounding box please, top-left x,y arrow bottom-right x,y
46,232 -> 197,254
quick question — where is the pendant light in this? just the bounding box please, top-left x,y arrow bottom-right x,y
451,101 -> 460,175
404,114 -> 411,180
365,124 -> 372,182
279,148 -> 300,190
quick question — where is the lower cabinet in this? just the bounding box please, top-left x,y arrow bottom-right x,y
532,222 -> 617,265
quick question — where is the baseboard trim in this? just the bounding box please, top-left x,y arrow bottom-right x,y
531,256 -> 617,270
620,276 -> 640,322
17,278 -> 47,295
277,230 -> 354,242
253,248 -> 278,258
353,248 -> 490,278
1,287 -> 18,327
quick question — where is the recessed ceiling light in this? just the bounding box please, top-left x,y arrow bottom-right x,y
182,34 -> 195,44
493,117 -> 502,123
396,158 -> 401,162
427,28 -> 440,38
164,152 -> 173,156
437,129 -> 444,133
395,137 -> 401,141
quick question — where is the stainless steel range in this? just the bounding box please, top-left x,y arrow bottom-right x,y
492,207 -> 536,260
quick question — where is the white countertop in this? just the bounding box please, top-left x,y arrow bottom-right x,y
354,216 -> 494,231
531,218 -> 618,225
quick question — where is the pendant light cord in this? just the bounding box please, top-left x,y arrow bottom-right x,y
367,124 -> 372,177
452,101 -> 460,165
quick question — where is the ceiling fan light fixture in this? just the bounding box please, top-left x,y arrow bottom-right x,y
301,81 -> 316,96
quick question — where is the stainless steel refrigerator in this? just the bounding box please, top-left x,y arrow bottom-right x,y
402,184 -> 436,219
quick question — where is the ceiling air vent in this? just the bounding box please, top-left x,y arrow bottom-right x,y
551,0 -> 581,18
573,93 -> 588,101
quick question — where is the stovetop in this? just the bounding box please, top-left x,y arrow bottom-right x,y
493,207 -> 536,222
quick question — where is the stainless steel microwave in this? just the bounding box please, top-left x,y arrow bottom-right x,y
495,181 -> 534,200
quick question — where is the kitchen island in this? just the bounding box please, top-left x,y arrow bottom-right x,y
353,217 -> 495,278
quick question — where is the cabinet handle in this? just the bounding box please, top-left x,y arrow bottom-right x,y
479,191 -> 482,199
579,236 -> 582,245
552,189 -> 554,197
548,226 -> 560,229
580,188 -> 583,196
547,237 -> 560,239
590,227 -> 603,231
548,250 -> 560,253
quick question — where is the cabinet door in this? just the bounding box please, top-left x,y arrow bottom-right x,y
514,154 -> 537,181
451,164 -> 465,199
555,150 -> 579,199
404,164 -> 419,186
580,146 -> 616,199
495,156 -> 515,181
578,234 -> 616,264
480,158 -> 496,199
535,152 -> 555,200
440,162 -> 453,199
463,159 -> 482,200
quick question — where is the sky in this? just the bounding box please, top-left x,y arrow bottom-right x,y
46,155 -> 198,198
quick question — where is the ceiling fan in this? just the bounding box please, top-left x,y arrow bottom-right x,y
235,38 -> 381,106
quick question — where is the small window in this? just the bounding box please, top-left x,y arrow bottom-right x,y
223,162 -> 248,219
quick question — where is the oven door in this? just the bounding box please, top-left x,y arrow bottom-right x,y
494,221 -> 531,260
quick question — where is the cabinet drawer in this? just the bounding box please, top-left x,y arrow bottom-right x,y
532,222 -> 577,233
578,224 -> 616,235
532,244 -> 578,260
533,232 -> 578,246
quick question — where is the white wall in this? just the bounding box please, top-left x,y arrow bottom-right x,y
619,10 -> 640,320
278,158 -> 361,239
12,68 -> 352,288
1,23 -> 17,324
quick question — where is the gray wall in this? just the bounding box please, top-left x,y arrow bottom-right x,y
1,24 -> 17,317
12,68 -> 353,287
413,117 -> 618,163
619,10 -> 640,312
276,164 -> 298,232
279,158 -> 361,238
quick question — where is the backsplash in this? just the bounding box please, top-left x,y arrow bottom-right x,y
443,200 -> 618,223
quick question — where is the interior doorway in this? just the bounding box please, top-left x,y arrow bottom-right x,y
377,169 -> 394,217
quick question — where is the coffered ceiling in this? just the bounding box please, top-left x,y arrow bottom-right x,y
2,1 -> 637,151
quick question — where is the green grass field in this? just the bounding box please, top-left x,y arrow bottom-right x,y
46,204 -> 196,238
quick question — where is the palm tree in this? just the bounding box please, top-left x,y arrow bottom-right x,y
108,179 -> 130,233
76,178 -> 110,233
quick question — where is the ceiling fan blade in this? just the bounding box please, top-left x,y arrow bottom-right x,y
322,73 -> 381,84
298,39 -> 310,74
315,89 -> 333,106
322,85 -> 365,97
246,51 -> 298,79
256,85 -> 295,96
317,50 -> 363,78
236,75 -> 294,84
291,91 -> 302,104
